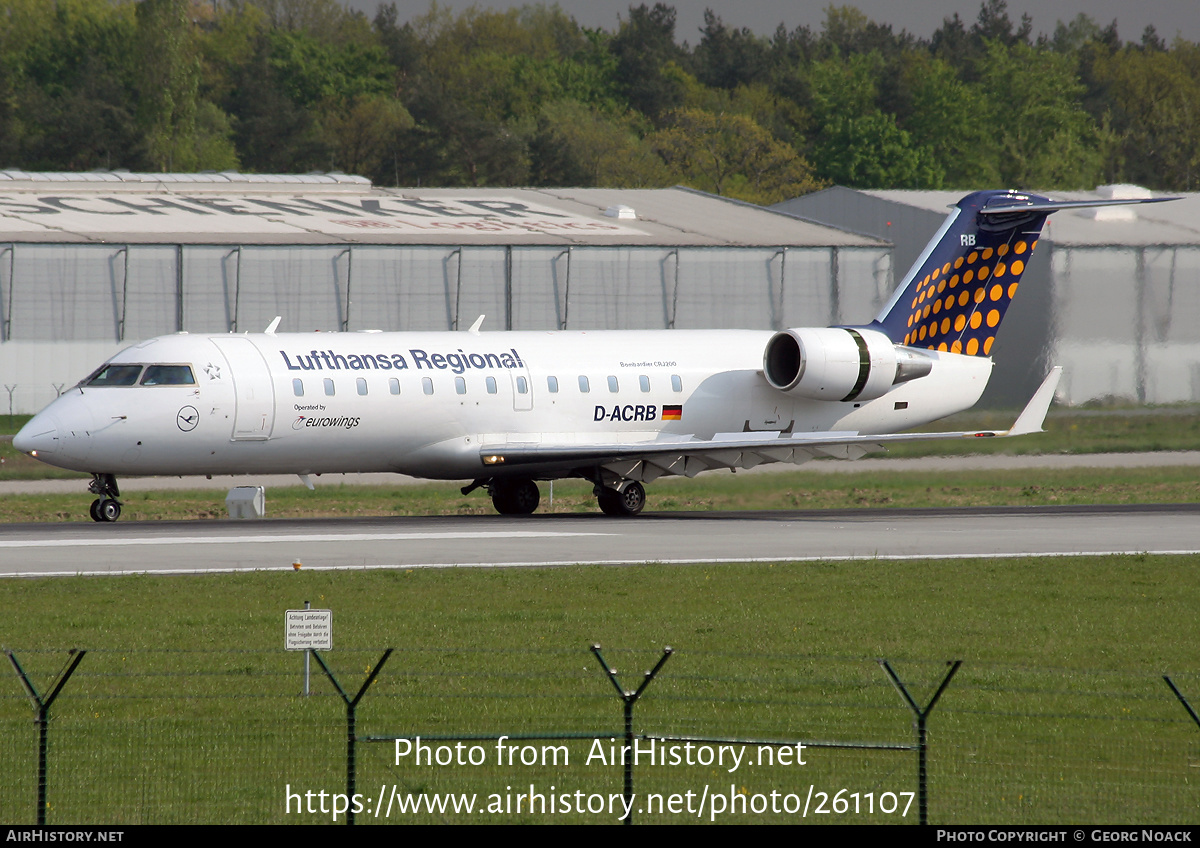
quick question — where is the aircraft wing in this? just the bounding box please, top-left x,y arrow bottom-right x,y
479,368 -> 1062,482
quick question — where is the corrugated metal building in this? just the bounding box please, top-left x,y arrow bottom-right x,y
0,172 -> 889,414
776,186 -> 1200,406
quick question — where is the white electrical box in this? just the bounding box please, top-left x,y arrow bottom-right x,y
225,486 -> 265,519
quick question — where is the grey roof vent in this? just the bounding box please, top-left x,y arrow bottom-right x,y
604,204 -> 636,220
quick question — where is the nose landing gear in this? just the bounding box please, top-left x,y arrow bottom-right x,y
88,473 -> 122,522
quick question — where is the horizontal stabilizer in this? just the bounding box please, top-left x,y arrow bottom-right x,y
978,197 -> 1179,216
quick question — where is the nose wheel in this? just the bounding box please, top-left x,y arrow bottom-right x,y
88,473 -> 123,522
89,498 -> 122,523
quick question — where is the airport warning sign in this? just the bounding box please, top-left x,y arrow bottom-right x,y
286,609 -> 332,651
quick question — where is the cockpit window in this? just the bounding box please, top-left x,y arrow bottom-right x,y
84,364 -> 144,387
141,365 -> 196,386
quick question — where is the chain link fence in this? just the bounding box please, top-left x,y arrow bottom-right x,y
1,647 -> 1196,824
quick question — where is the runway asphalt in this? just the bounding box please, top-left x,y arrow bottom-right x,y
1,503 -> 1197,578
2,451 -> 1196,578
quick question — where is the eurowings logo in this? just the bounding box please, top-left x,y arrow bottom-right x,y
293,415 -> 361,430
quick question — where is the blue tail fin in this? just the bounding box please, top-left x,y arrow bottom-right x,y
867,189 -> 1176,356
869,190 -> 1049,357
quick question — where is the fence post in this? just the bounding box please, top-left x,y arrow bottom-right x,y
311,649 -> 392,825
879,659 -> 961,826
1163,676 -> 1200,730
590,644 -> 672,826
6,649 -> 86,825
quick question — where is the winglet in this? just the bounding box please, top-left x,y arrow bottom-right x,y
1006,366 -> 1062,436
467,315 -> 485,334
265,316 -> 282,335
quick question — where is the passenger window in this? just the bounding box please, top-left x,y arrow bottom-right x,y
547,376 -> 559,393
357,377 -> 368,396
608,376 -> 618,392
422,377 -> 434,395
486,376 -> 497,394
389,378 -> 400,395
141,365 -> 196,386
639,375 -> 650,392
85,364 -> 143,387
578,376 -> 590,393
455,376 -> 467,395
293,379 -> 304,397
671,375 -> 683,392
324,378 -> 335,396
516,376 -> 528,394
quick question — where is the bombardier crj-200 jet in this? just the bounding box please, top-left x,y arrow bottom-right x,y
14,190 -> 1173,521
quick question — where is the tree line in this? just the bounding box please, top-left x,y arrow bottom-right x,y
1,0 -> 1197,204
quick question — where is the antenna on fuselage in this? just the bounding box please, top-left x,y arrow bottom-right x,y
264,316 -> 282,335
467,315 -> 485,334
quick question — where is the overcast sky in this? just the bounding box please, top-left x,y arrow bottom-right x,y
343,0 -> 1199,44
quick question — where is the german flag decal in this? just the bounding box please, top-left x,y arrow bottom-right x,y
662,404 -> 682,420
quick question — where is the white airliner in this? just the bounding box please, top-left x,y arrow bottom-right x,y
13,190 -> 1172,521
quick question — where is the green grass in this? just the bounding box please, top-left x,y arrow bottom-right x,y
2,464 -> 1198,522
1,556 -> 1198,824
0,414 -> 28,434
890,405 -> 1200,456
2,555 -> 1195,665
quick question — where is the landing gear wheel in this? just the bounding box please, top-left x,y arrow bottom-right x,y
95,499 -> 121,522
88,474 -> 122,522
490,479 -> 540,515
597,481 -> 645,517
597,491 -> 621,516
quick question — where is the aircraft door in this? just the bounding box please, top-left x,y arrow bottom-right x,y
511,365 -> 533,412
210,337 -> 276,440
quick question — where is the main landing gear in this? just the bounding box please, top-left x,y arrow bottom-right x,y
464,476 -> 647,517
488,478 -> 541,515
597,481 -> 645,517
88,473 -> 122,522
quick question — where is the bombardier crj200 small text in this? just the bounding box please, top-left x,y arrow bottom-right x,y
14,190 -> 1173,521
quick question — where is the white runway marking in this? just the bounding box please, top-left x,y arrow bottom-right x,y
5,549 -> 1198,579
0,530 -> 611,549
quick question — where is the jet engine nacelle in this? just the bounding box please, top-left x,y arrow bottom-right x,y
762,327 -> 931,402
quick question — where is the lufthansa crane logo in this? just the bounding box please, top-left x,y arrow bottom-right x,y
177,406 -> 199,432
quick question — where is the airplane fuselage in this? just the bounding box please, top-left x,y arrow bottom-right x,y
18,329 -> 991,480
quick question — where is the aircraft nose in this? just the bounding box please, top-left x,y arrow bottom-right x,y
13,415 -> 60,455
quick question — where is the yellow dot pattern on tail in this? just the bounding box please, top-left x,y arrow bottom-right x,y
902,238 -> 1037,355
869,190 -> 1053,357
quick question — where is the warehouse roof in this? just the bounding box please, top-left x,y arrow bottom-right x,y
0,172 -> 884,249
854,187 -> 1200,247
